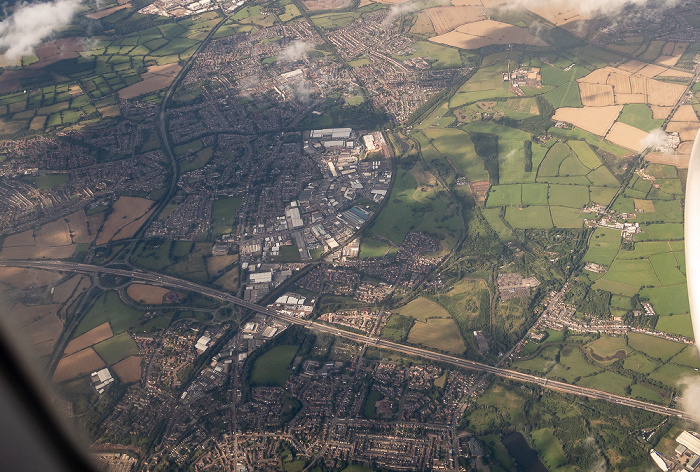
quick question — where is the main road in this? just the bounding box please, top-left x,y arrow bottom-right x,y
2,259 -> 693,422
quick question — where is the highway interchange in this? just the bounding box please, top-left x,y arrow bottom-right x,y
2,259 -> 694,422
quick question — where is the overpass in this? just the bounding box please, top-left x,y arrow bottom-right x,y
0,259 -> 693,421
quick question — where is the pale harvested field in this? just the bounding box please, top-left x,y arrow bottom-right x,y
646,79 -> 687,106
206,255 -> 239,276
646,152 -> 689,168
618,60 -> 647,73
212,267 -> 239,293
430,20 -> 548,49
0,245 -> 75,260
519,1 -> 589,26
679,142 -> 695,154
53,348 -> 105,383
451,0 -> 485,4
655,42 -> 688,67
65,322 -> 113,356
86,213 -> 105,239
85,3 -> 131,19
52,275 -> 85,304
3,230 -> 35,246
111,207 -> 155,241
65,210 -> 91,243
637,64 -> 668,78
605,122 -> 648,153
35,219 -> 72,247
98,105 -> 121,117
607,72 -> 632,94
127,283 -> 170,304
579,82 -> 615,106
629,75 -> 647,95
96,197 -> 154,245
651,106 -> 673,120
634,199 -> 655,212
302,0 -> 353,9
0,267 -> 62,289
553,105 -> 622,136
615,93 -> 646,104
119,64 -> 182,100
666,122 -> 699,142
425,6 -> 484,35
30,116 -> 47,130
671,105 -> 699,122
113,356 -> 142,383
8,303 -> 62,357
657,68 -> 693,79
579,67 -> 619,84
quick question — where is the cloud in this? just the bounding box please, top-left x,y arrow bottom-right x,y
679,377 -> 700,424
382,1 -> 421,28
293,78 -> 314,103
0,0 -> 82,63
640,128 -> 669,151
279,41 -> 312,63
511,0 -> 679,18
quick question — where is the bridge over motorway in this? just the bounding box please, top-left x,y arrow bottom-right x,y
0,259 -> 693,421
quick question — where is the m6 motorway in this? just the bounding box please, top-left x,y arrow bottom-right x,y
1,259 -> 692,421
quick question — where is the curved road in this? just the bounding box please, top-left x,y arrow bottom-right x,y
1,259 -> 692,422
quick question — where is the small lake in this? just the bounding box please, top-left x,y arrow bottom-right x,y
501,432 -> 549,472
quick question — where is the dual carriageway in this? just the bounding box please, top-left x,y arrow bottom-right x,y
1,259 -> 693,422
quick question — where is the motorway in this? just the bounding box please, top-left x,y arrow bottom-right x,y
1,259 -> 694,422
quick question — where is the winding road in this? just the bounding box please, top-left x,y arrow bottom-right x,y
1,259 -> 693,422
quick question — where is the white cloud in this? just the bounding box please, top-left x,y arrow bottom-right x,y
279,41 -> 311,63
640,128 -> 668,151
679,377 -> 700,424
0,0 -> 82,63
512,0 -> 678,17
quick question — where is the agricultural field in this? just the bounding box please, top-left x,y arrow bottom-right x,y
93,331 -> 140,365
64,322 -> 114,356
112,356 -> 143,383
95,197 -> 154,245
52,348 -> 105,383
74,291 -> 144,336
126,283 -> 171,304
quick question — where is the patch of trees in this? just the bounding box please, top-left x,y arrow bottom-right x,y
469,131 -> 499,184
524,140 -> 533,172
578,289 -> 612,318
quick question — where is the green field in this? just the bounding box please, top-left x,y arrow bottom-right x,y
363,390 -> 382,419
394,296 -> 451,321
549,184 -> 589,207
504,205 -> 552,229
640,284 -> 690,316
359,237 -> 391,258
93,332 -> 139,365
521,183 -> 548,205
634,224 -> 684,242
577,371 -> 631,396
250,345 -> 298,386
627,333 -> 685,361
407,318 -> 466,354
395,41 -> 462,69
584,228 -> 621,266
617,104 -> 663,132
366,157 -> 460,252
530,428 -> 567,470
486,184 -> 521,207
75,292 -> 143,336
422,128 -> 489,182
482,208 -> 514,241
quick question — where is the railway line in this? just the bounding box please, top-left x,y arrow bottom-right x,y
1,259 -> 693,421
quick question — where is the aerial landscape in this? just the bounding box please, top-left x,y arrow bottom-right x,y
2,0 -> 700,470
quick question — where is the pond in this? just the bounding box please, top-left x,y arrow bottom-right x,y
501,432 -> 549,472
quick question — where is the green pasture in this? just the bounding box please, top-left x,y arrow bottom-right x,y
583,228 -> 621,266
250,345 -> 298,386
640,284 -> 689,316
627,332 -> 685,361
617,104 -> 663,132
504,205 -> 552,229
93,332 -> 139,365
